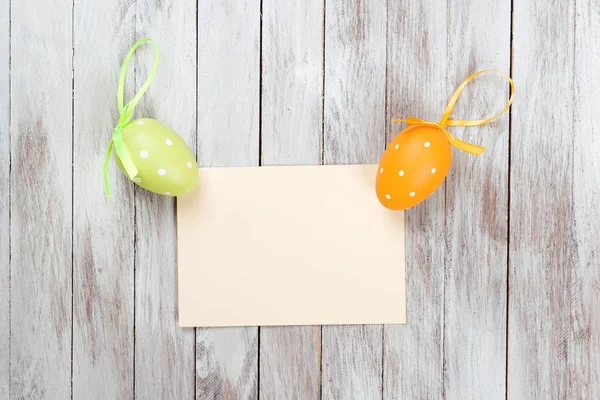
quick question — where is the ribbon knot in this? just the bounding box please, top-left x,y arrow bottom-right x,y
392,70 -> 515,156
103,38 -> 160,198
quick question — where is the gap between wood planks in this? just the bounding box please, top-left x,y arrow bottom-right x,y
257,0 -> 263,394
70,0 -> 75,398
194,0 -> 199,398
505,0 -> 515,397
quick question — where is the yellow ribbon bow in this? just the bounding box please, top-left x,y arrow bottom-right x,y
392,70 -> 515,155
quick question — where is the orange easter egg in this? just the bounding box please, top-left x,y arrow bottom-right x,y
376,125 -> 452,210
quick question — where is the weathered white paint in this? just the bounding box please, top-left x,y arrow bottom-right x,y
197,0 -> 260,167
10,0 -> 72,398
196,0 -> 260,398
2,1 -> 600,397
570,0 -> 600,398
261,0 -> 324,166
0,0 -> 9,397
259,0 -> 323,398
260,327 -> 321,400
383,1 -> 447,398
72,1 -> 135,398
134,1 -> 196,398
196,328 -> 258,399
322,0 -> 387,398
509,0 -> 575,398
443,0 -> 511,398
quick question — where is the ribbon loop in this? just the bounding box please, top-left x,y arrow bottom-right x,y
392,70 -> 514,156
103,37 -> 160,198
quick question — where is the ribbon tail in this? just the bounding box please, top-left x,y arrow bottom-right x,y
103,141 -> 114,198
447,136 -> 485,156
112,127 -> 139,179
116,147 -> 139,179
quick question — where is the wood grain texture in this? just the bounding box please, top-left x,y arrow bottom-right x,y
196,1 -> 260,398
197,0 -> 260,167
10,0 -> 72,398
259,327 -> 321,400
323,0 -> 386,165
0,0 -> 9,396
261,0 -> 323,165
322,0 -> 386,398
509,0 -> 575,398
72,1 -> 135,397
5,0 -> 600,397
571,2 -> 600,398
322,326 -> 383,399
196,328 -> 258,400
134,1 -> 196,398
259,0 -> 323,398
443,0 -> 511,398
383,1 -> 446,398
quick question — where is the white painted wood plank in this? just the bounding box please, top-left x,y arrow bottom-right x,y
509,0 -> 574,398
259,327 -> 321,399
9,0 -> 72,397
382,1 -> 446,398
72,1 -> 135,397
134,2 -> 196,398
196,328 -> 258,399
323,0 -> 386,166
196,1 -> 259,398
443,1 -> 511,398
322,0 -> 386,398
571,2 -> 600,398
197,0 -> 260,167
259,0 -> 323,398
322,326 -> 383,399
261,0 -> 323,165
0,0 -> 9,396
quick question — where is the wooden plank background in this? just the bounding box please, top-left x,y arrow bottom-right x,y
134,1 -> 196,398
73,0 -> 134,397
10,0 -> 72,399
196,1 -> 260,399
0,0 -> 8,397
2,0 -> 599,398
260,0 -> 322,398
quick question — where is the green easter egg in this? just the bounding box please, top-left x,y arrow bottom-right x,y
114,118 -> 198,196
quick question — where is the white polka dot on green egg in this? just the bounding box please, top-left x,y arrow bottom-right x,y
114,118 -> 198,196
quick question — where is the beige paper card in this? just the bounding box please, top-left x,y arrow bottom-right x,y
177,164 -> 405,327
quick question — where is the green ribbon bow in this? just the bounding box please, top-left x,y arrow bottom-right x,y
103,37 -> 160,197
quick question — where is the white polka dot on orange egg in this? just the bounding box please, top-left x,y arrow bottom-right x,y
158,168 -> 166,176
385,194 -> 391,200
409,192 -> 415,197
431,168 -> 436,173
140,150 -> 148,159
424,142 -> 431,147
380,168 -> 384,174
394,144 -> 399,149
398,170 -> 404,176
